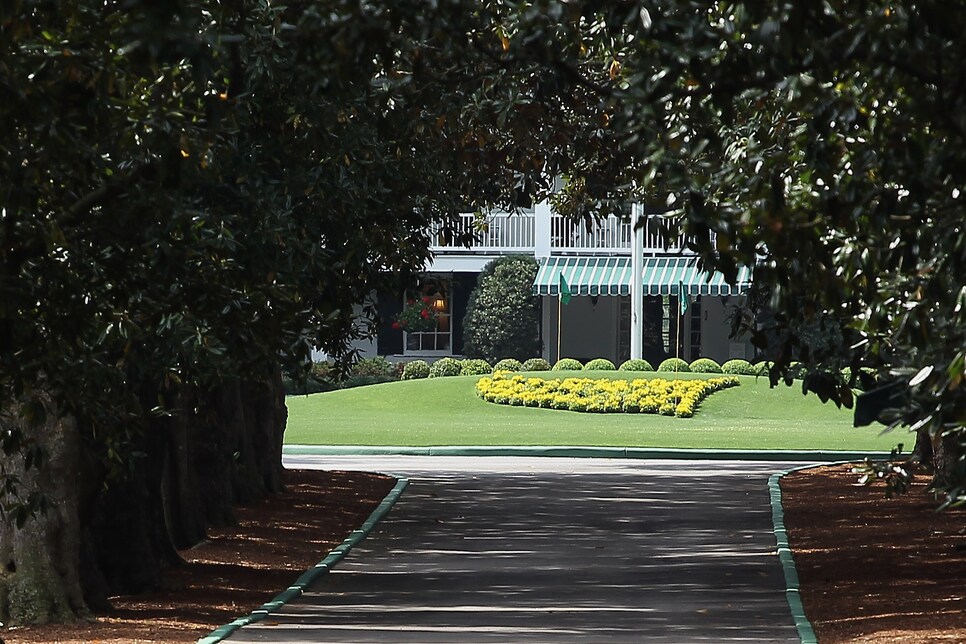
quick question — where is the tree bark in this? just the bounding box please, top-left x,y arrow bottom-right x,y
931,432 -> 963,492
0,409 -> 90,624
0,362 -> 288,624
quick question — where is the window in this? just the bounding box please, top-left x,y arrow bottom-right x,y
404,278 -> 451,355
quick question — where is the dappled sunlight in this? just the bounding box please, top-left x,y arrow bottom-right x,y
236,458 -> 800,642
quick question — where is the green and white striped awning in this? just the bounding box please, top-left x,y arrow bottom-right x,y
532,256 -> 752,297
533,257 -> 633,296
641,256 -> 752,296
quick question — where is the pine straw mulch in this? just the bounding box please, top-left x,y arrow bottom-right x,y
2,469 -> 395,644
782,463 -> 966,643
2,463 -> 965,643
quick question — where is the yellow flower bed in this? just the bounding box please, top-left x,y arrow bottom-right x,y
475,372 -> 739,418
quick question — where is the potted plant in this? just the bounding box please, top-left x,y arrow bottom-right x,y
393,296 -> 439,333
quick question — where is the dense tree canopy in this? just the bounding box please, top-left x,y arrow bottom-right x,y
476,1 -> 966,498
0,0 -> 597,622
2,0 -> 965,625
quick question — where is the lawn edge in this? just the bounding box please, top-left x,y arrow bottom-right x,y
283,444 -> 889,461
196,475 -> 409,644
767,462 -> 856,644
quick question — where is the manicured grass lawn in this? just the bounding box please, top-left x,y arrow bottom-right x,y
283,371 -> 901,451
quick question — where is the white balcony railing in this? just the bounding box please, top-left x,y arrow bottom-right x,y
429,209 -> 704,256
429,212 -> 535,253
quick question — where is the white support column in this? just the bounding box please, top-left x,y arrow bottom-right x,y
630,203 -> 644,360
534,200 -> 552,259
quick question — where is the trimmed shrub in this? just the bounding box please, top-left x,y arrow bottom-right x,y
657,357 -> 690,372
401,360 -> 430,380
311,361 -> 335,382
493,358 -> 523,372
583,358 -> 616,371
788,361 -> 806,380
754,361 -> 772,377
619,359 -> 654,372
689,358 -> 722,373
460,359 -> 492,376
553,358 -> 583,371
351,356 -> 394,379
462,256 -> 541,364
842,366 -> 878,391
522,357 -> 551,372
341,375 -> 395,389
722,359 -> 756,375
429,357 -> 461,378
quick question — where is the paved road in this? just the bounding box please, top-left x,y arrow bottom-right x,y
228,456 -> 805,643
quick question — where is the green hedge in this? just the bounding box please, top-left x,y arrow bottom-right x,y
553,358 -> 583,371
493,358 -> 523,372
401,360 -> 430,380
522,357 -> 551,372
689,358 -> 722,373
619,359 -> 654,372
459,358 -> 492,375
722,359 -> 756,375
429,357 -> 461,378
657,357 -> 690,372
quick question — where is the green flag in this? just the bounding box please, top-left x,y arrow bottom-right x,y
559,273 -> 572,305
679,280 -> 689,314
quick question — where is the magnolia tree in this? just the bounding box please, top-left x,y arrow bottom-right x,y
494,2 -> 966,496
0,0 -> 605,623
462,256 -> 542,363
4,0 -> 965,626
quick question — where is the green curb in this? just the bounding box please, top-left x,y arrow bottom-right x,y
284,444 -> 889,462
768,462 -> 852,644
196,476 -> 409,644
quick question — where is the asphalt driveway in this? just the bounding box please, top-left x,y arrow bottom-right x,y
227,456 -> 804,643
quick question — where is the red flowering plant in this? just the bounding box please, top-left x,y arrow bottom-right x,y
392,296 -> 439,333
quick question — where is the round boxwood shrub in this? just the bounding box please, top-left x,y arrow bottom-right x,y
351,356 -> 394,378
460,358 -> 492,376
788,361 -> 806,380
689,358 -> 722,373
429,357 -> 461,378
657,357 -> 690,372
522,357 -> 551,372
722,359 -> 756,375
842,366 -> 878,391
462,256 -> 541,364
754,361 -> 772,377
583,358 -> 616,371
401,360 -> 430,380
493,358 -> 522,372
619,359 -> 654,372
553,358 -> 583,371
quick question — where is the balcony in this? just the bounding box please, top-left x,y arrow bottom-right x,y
428,207 -> 699,257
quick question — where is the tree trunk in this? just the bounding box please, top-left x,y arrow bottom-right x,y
241,364 -> 286,496
83,418 -> 183,601
159,389 -> 208,549
192,364 -> 287,526
913,428 -> 934,465
931,432 -> 963,492
0,362 -> 288,624
0,409 -> 90,624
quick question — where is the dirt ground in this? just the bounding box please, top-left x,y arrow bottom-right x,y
782,463 -> 966,643
2,463 -> 964,643
1,469 -> 395,644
